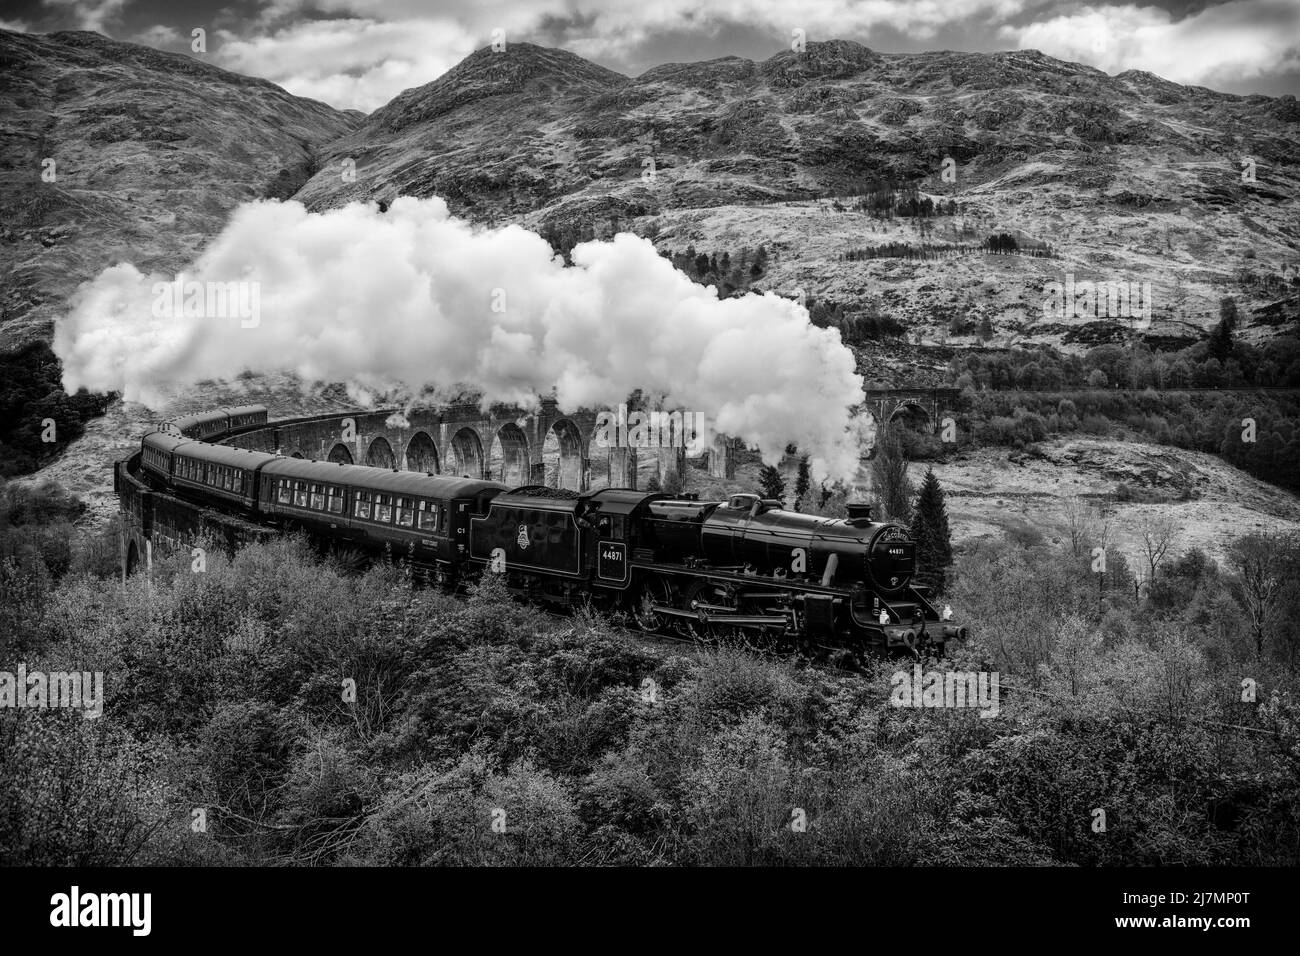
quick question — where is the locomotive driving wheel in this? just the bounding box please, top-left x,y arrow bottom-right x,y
633,575 -> 675,635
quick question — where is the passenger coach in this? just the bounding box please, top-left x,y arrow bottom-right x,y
170,441 -> 277,512
258,458 -> 507,570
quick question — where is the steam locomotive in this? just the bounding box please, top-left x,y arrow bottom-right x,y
136,405 -> 965,658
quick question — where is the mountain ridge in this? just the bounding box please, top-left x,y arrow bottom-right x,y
0,28 -> 358,349
2,31 -> 1297,360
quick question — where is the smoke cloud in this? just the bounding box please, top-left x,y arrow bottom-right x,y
55,196 -> 867,479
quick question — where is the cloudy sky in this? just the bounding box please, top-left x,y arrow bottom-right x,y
3,0 -> 1297,111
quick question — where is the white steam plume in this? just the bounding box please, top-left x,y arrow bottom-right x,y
55,196 -> 867,479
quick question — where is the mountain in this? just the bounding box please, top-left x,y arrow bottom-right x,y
294,40 -> 1300,358
0,29 -> 359,349
2,34 -> 1297,362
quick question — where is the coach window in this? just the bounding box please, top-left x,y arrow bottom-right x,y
376,494 -> 393,523
355,491 -> 372,520
294,481 -> 308,507
311,483 -> 325,510
417,500 -> 438,532
277,480 -> 292,504
396,497 -> 414,527
327,486 -> 344,514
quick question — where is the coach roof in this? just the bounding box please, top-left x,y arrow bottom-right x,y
175,442 -> 280,469
142,431 -> 195,453
260,457 -> 508,499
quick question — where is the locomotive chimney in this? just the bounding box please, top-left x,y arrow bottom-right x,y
845,503 -> 872,526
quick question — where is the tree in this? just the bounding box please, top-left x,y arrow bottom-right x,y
1087,368 -> 1108,389
1228,532 -> 1297,658
909,468 -> 953,592
1208,297 -> 1237,361
1061,496 -> 1090,557
1137,514 -> 1179,589
793,455 -> 811,510
870,427 -> 913,522
758,465 -> 785,502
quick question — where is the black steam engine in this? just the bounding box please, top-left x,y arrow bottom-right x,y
134,406 -> 965,659
472,487 -> 964,656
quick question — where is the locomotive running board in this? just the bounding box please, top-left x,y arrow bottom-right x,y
648,604 -> 787,627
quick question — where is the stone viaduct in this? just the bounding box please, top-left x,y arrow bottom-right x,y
221,388 -> 958,491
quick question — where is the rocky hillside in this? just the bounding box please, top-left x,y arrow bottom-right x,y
0,29 -> 358,349
296,40 -> 1300,352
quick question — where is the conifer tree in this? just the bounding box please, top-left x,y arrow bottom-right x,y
1208,296 -> 1237,360
909,467 -> 953,592
794,455 -> 811,510
758,464 -> 785,502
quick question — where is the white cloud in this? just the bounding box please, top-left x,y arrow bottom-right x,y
132,24 -> 181,47
1002,1 -> 1300,87
212,18 -> 481,112
40,0 -> 128,33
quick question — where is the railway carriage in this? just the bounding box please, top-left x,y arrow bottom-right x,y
140,431 -> 191,483
222,405 -> 269,433
162,409 -> 231,441
258,458 -> 507,572
170,442 -> 277,512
